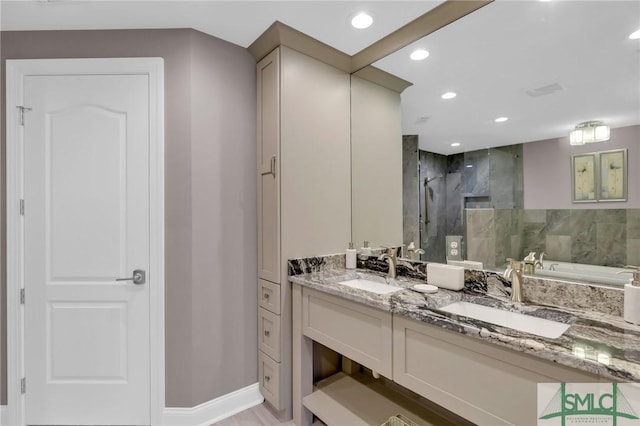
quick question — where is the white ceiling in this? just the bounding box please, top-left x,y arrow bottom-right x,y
374,0 -> 640,155
2,0 -> 638,157
0,0 -> 439,55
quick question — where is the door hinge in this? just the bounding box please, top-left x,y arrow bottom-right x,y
21,378 -> 26,394
20,199 -> 24,216
16,106 -> 32,126
20,288 -> 25,305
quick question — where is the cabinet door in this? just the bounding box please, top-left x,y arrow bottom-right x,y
393,315 -> 600,425
257,49 -> 281,283
302,288 -> 393,378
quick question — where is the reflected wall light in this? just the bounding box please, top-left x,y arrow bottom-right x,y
569,121 -> 610,145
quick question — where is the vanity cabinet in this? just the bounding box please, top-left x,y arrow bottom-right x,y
393,316 -> 601,425
293,284 -> 606,426
301,287 -> 393,378
256,46 -> 351,415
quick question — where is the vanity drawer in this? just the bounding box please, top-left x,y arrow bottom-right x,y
258,279 -> 281,314
259,307 -> 281,362
302,287 -> 392,378
259,351 -> 282,410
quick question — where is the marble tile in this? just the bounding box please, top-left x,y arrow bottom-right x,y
402,135 -> 420,248
419,151 -> 448,263
545,235 -> 572,262
489,145 -> 523,209
596,223 -> 627,266
447,153 -> 464,174
570,213 -> 598,265
596,209 -> 627,224
288,254 -> 345,276
510,235 -> 522,259
523,276 -> 623,317
523,209 -> 546,223
521,222 -> 546,258
627,239 -> 640,267
627,209 -> 640,239
466,209 -> 495,238
546,209 -> 571,235
467,237 -> 496,269
445,172 -> 463,235
463,149 -> 490,196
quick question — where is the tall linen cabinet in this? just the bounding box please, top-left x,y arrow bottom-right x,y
256,46 -> 351,417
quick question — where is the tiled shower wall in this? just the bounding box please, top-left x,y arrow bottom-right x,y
466,208 -> 640,269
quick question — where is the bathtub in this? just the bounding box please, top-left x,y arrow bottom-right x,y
533,260 -> 631,287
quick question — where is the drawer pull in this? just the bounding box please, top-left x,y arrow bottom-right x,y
264,330 -> 270,336
265,375 -> 271,382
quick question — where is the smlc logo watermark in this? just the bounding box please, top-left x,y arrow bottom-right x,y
538,383 -> 640,425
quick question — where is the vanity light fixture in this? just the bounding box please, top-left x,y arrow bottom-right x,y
441,92 -> 457,100
569,120 -> 610,145
630,29 -> 640,40
450,142 -> 461,147
494,116 -> 508,123
410,49 -> 429,61
351,12 -> 373,29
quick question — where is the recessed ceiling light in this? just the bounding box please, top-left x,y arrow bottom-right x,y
410,49 -> 429,61
495,116 -> 509,123
351,12 -> 373,29
630,29 -> 640,40
450,142 -> 461,147
441,92 -> 457,100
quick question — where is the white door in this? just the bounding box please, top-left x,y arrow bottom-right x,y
23,71 -> 151,425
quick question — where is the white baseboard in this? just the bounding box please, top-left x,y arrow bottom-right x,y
163,383 -> 264,426
0,405 -> 7,423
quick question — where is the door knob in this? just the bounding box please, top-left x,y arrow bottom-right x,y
116,269 -> 146,285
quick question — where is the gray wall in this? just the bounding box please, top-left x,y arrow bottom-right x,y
523,125 -> 640,209
1,29 -> 257,408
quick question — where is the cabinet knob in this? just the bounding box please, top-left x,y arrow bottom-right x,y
264,293 -> 270,299
264,375 -> 271,382
264,330 -> 270,337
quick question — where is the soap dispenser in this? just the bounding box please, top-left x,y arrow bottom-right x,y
346,242 -> 357,269
623,266 -> 640,324
361,241 -> 372,256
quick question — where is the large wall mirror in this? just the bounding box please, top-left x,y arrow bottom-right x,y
353,0 -> 640,286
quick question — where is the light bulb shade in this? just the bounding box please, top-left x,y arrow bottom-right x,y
569,129 -> 584,145
569,121 -> 610,145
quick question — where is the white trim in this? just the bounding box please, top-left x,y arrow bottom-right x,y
5,58 -> 165,426
163,383 -> 264,426
0,405 -> 8,424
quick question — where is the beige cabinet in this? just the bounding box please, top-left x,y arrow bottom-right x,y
393,315 -> 601,425
256,46 -> 351,416
257,49 -> 281,284
301,287 -> 392,378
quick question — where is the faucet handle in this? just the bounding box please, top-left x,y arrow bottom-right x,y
506,258 -> 522,269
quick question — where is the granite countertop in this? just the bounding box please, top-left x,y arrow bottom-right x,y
289,267 -> 640,382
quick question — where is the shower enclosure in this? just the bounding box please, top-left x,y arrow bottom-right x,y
403,135 -> 523,263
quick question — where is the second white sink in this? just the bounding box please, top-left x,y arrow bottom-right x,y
338,278 -> 402,295
439,301 -> 570,339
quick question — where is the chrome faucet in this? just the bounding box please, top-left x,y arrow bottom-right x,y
379,248 -> 414,279
504,258 -> 524,302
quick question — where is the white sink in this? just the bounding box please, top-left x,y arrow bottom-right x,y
338,278 -> 402,295
439,301 -> 570,339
